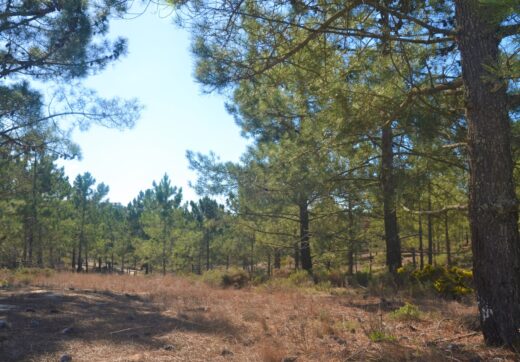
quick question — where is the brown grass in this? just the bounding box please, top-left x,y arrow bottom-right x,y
0,272 -> 517,361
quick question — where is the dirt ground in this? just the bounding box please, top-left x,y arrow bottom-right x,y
0,273 -> 517,361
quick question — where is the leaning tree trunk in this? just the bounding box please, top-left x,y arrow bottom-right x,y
299,199 -> 313,272
381,123 -> 401,273
456,0 -> 520,346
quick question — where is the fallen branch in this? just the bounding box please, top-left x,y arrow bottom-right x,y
432,331 -> 480,343
109,326 -> 152,335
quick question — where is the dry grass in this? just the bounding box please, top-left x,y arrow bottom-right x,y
0,272 -> 517,361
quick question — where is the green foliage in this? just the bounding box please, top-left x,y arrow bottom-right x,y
287,270 -> 314,287
348,271 -> 372,288
201,269 -> 225,287
201,268 -> 250,289
368,330 -> 397,343
397,265 -> 474,299
222,268 -> 250,288
390,303 -> 422,321
313,268 -> 346,287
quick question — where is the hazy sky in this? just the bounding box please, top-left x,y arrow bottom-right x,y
57,5 -> 248,205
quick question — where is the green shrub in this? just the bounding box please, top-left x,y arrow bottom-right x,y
390,302 -> 421,321
313,268 -> 346,287
368,330 -> 396,342
397,265 -> 473,299
288,270 -> 314,287
315,281 -> 333,292
250,269 -> 269,286
222,268 -> 249,288
201,268 -> 250,289
200,269 -> 224,287
347,271 -> 372,287
262,277 -> 294,292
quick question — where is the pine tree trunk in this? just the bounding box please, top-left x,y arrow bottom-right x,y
445,212 -> 451,266
294,242 -> 300,270
71,247 -> 76,270
76,244 -> 82,272
418,205 -> 424,269
427,184 -> 433,265
206,231 -> 210,271
162,239 -> 166,275
267,252 -> 271,276
347,196 -> 355,275
250,234 -> 255,273
299,200 -> 312,272
274,249 -> 281,269
381,123 -> 401,273
36,220 -> 43,267
456,0 -> 520,346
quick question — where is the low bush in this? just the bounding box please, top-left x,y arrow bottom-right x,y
313,268 -> 346,287
288,270 -> 314,287
222,268 -> 249,288
389,302 -> 421,321
397,264 -> 473,299
201,268 -> 250,289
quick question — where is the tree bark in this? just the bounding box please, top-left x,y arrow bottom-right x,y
347,196 -> 355,275
418,204 -> 424,269
456,0 -> 520,346
444,212 -> 451,266
206,231 -> 210,271
274,249 -> 281,269
299,200 -> 312,272
294,241 -> 300,270
381,123 -> 401,273
427,183 -> 433,265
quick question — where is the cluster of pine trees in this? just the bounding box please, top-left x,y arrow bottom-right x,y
1,0 -> 520,348
173,0 -> 520,347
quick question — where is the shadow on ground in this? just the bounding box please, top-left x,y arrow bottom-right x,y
0,288 -> 241,361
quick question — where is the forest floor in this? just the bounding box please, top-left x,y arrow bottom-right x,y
0,272 -> 517,362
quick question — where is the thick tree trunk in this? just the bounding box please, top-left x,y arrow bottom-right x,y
299,200 -> 312,272
71,247 -> 76,270
456,0 -> 520,346
381,123 -> 401,273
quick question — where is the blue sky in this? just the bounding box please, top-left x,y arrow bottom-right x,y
57,5 -> 248,205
